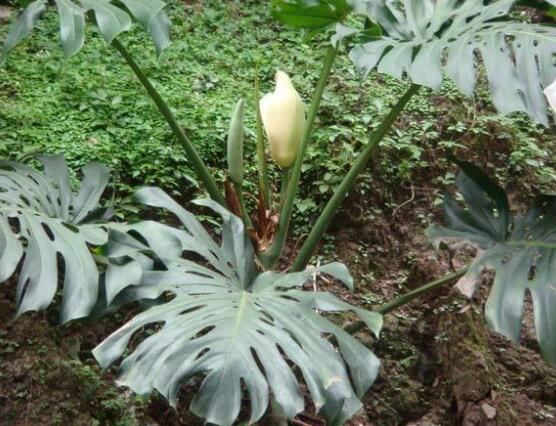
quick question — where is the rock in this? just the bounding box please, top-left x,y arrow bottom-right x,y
481,402 -> 497,420
0,6 -> 11,23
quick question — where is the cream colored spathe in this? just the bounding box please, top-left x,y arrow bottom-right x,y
260,71 -> 306,168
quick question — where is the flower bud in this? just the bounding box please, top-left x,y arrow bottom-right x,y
227,99 -> 245,184
260,71 -> 306,168
544,78 -> 556,113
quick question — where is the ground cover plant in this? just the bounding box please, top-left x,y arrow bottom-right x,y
1,0 -> 556,424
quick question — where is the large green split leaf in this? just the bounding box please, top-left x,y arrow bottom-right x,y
0,0 -> 47,64
427,161 -> 556,365
0,157 -> 192,322
100,219 -> 190,306
0,155 -> 112,322
94,187 -> 383,426
1,0 -> 171,64
344,0 -> 556,124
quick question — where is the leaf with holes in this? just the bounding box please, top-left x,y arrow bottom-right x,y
100,218 -> 191,306
1,0 -> 170,64
345,0 -> 556,124
94,188 -> 383,426
0,155 -> 113,322
427,160 -> 556,366
0,159 -> 190,321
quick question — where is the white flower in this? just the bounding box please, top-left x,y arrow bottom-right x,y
260,71 -> 306,168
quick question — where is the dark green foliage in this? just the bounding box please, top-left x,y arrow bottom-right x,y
428,160 -> 556,366
271,0 -> 352,29
94,187 -> 383,426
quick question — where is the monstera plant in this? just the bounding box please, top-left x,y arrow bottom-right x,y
94,187 -> 383,426
0,155 -> 111,322
273,0 -> 556,122
346,0 -> 556,124
0,153 -> 385,424
0,155 -> 192,322
1,0 -> 170,60
428,160 -> 556,365
3,0 -> 556,424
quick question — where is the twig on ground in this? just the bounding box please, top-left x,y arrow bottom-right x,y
392,184 -> 415,217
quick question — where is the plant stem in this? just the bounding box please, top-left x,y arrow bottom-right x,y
344,269 -> 467,335
279,167 -> 291,210
260,46 -> 338,269
291,84 -> 420,272
255,64 -> 271,206
111,39 -> 226,206
234,181 -> 253,228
